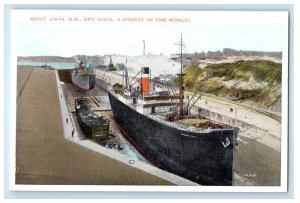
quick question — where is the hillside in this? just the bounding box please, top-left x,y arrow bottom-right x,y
18,56 -> 74,62
181,60 -> 282,112
193,48 -> 281,60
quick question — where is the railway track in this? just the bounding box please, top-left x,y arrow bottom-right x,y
199,93 -> 281,122
243,104 -> 281,122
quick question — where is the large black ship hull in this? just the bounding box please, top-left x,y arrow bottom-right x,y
108,91 -> 237,186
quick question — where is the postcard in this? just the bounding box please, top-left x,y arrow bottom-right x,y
10,9 -> 288,192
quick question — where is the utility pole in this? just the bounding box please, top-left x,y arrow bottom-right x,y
143,40 -> 146,55
179,34 -> 184,117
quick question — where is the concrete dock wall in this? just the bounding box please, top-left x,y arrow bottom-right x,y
55,70 -> 80,141
95,69 -> 140,90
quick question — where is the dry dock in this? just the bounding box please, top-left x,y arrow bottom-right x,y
16,67 -> 172,185
16,66 -> 280,186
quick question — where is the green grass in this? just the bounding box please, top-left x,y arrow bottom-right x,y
204,60 -> 282,84
182,60 -> 282,107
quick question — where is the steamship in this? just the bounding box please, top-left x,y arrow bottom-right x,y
72,61 -> 96,90
108,36 -> 238,186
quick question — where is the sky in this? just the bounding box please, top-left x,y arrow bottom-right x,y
15,11 -> 287,57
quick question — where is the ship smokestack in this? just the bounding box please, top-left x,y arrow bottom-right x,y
141,67 -> 150,95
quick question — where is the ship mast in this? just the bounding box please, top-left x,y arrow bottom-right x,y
125,58 -> 128,89
179,34 -> 184,117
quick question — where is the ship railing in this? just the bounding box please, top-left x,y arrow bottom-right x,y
139,100 -> 177,105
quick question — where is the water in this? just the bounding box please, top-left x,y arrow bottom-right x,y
17,61 -> 77,69
120,139 -> 149,163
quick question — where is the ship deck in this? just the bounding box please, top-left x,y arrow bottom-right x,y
176,118 -> 226,129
